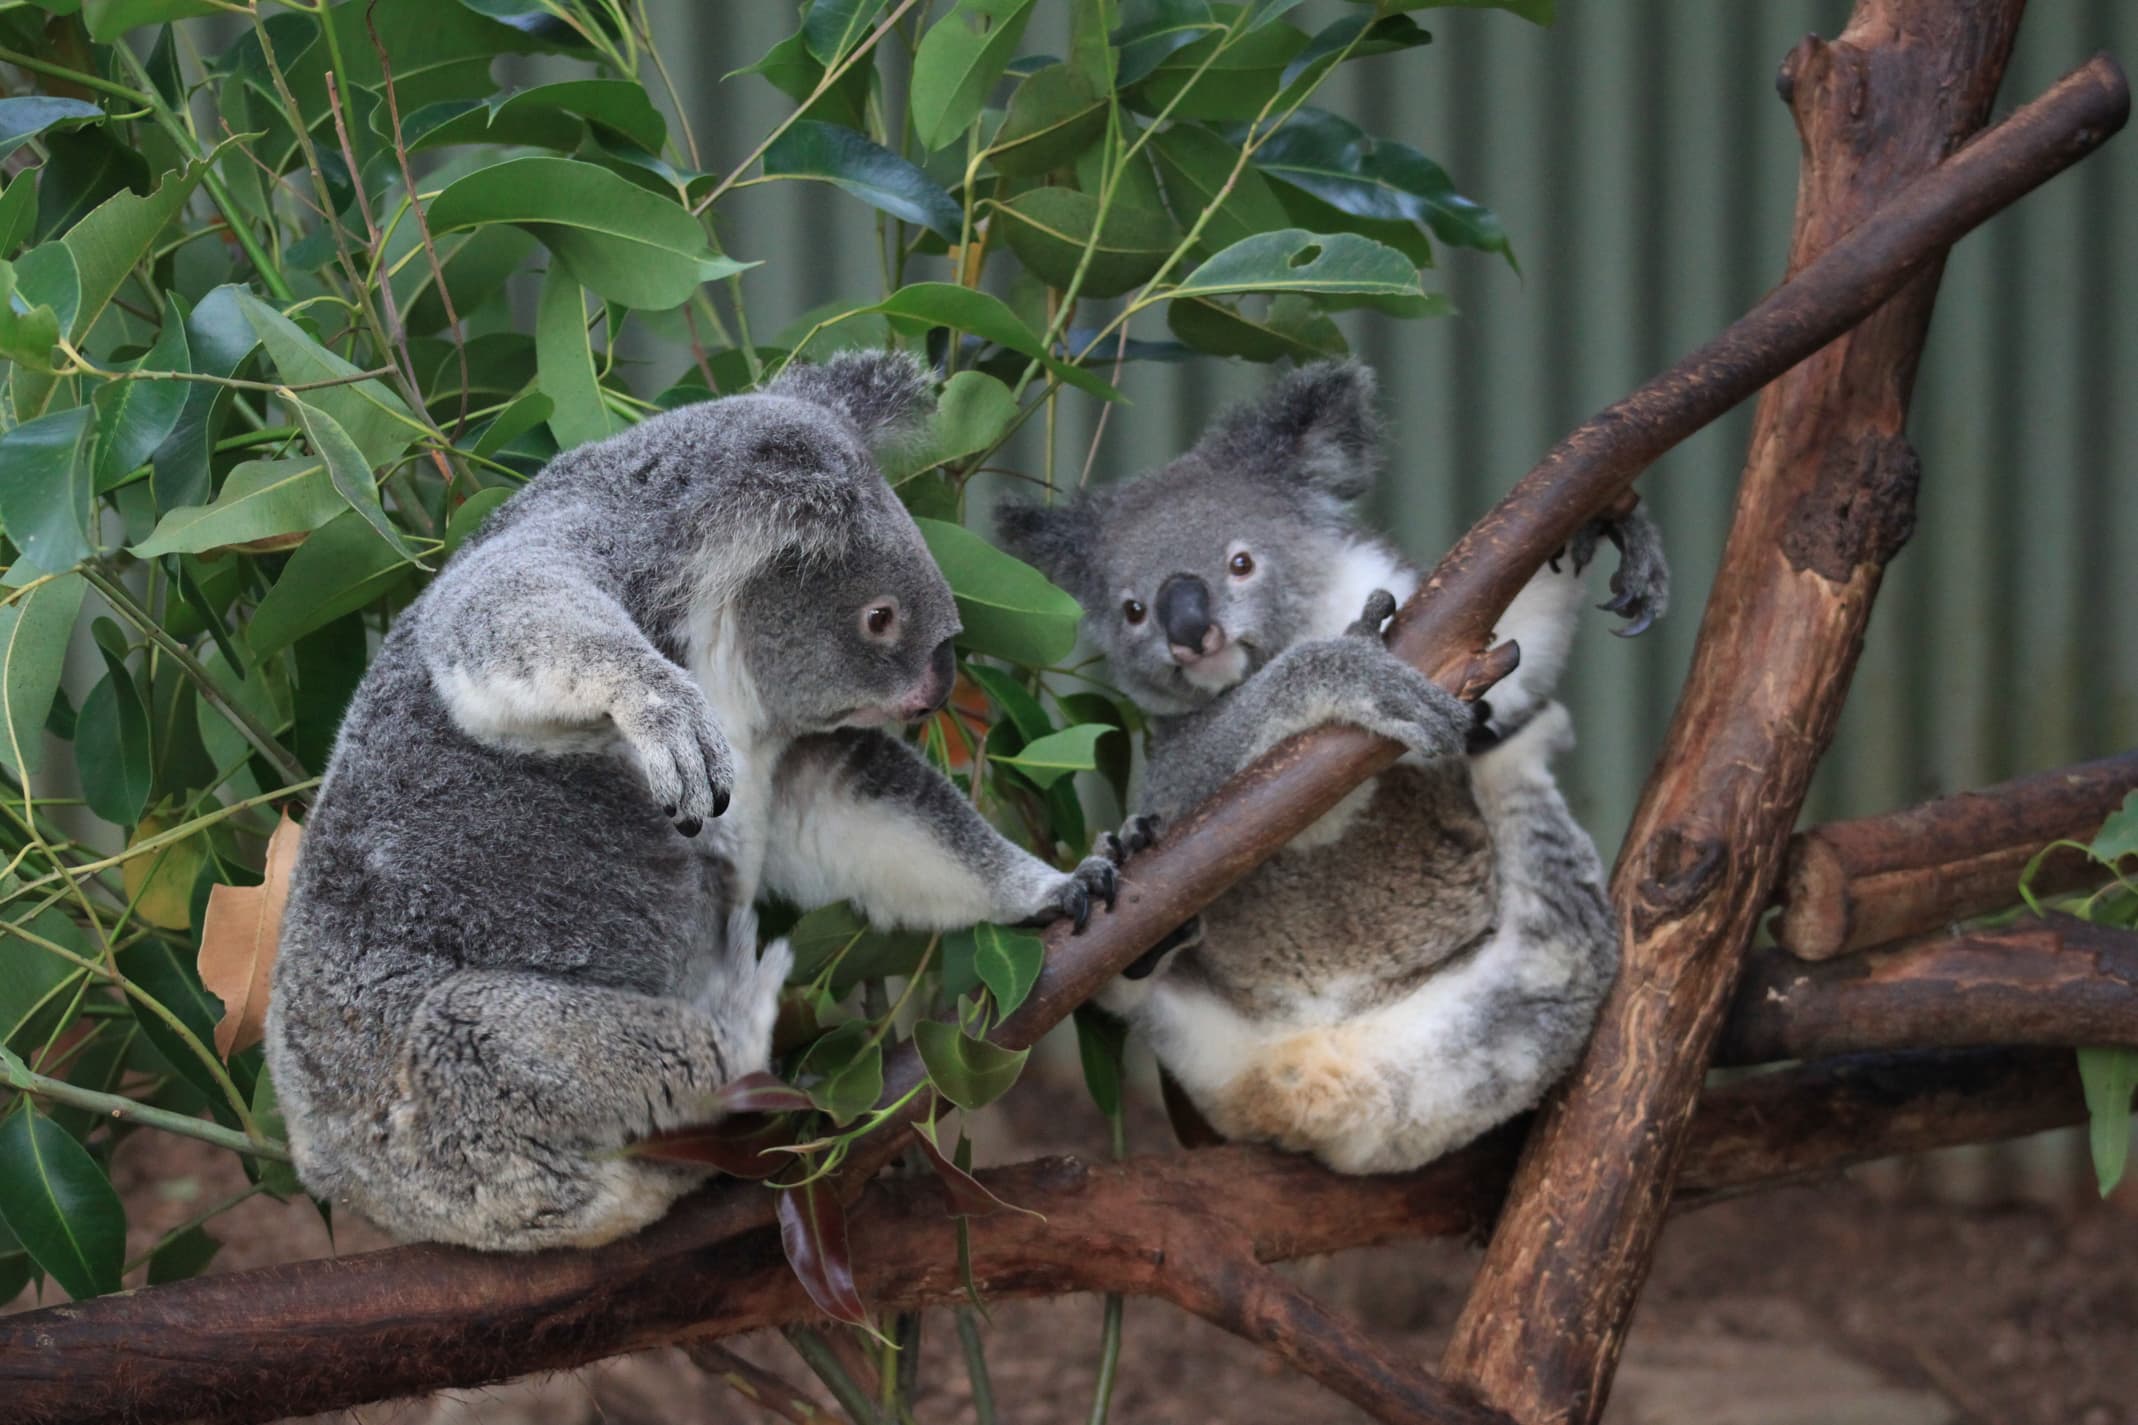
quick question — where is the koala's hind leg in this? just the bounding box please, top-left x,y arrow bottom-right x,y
376,965 -> 783,1251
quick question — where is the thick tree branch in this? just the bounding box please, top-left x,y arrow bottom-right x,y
0,1049 -> 2083,1425
1442,7 -> 2051,1421
1722,916 -> 2138,1065
1770,750 -> 2138,960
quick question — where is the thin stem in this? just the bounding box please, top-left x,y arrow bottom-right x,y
2,1048 -> 290,1163
80,568 -> 308,787
784,1327 -> 882,1425
956,1309 -> 998,1425
0,45 -> 151,104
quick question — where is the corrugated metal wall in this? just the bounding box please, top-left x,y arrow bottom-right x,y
644,0 -> 2136,862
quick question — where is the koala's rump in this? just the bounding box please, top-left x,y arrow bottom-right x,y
269,638 -> 719,1121
1186,760 -> 1498,1016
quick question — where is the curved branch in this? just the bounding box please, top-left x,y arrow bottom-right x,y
1770,750 -> 2138,960
1722,916 -> 2138,1065
0,1049 -> 2084,1425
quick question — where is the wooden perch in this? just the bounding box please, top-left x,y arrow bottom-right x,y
0,1048 -> 2083,1425
1444,8 -> 2071,1422
1723,916 -> 2138,1065
1771,750 -> 2138,960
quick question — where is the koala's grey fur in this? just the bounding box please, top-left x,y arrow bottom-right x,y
996,361 -> 1668,1173
267,352 -> 1127,1252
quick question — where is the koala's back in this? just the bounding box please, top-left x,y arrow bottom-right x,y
268,620 -> 717,1140
1182,761 -> 1498,1017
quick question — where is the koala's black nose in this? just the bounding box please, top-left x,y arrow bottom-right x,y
1156,574 -> 1223,660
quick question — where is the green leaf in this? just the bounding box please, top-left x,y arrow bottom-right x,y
1,908 -> 91,1053
1167,292 -> 1346,361
1253,109 -> 1511,266
971,922 -> 1044,1017
0,1101 -> 126,1299
764,121 -> 964,240
991,723 -> 1112,788
0,97 -> 106,160
76,641 -> 152,825
803,0 -> 889,66
909,0 -> 1039,151
963,661 -> 1052,743
888,370 -> 1018,480
491,79 -> 666,153
990,187 -> 1178,299
289,396 -> 423,565
2078,1046 -> 2138,1196
1366,0 -> 1552,23
914,1020 -> 1029,1111
90,296 -> 191,489
238,293 -> 418,468
0,406 -> 95,572
735,30 -> 872,131
535,267 -> 616,449
470,390 -> 555,460
1280,12 -> 1430,89
428,156 -> 751,311
153,285 -> 260,514
0,573 -> 85,781
785,902 -> 932,990
445,487 -> 512,551
293,613 -> 366,771
131,457 -> 346,558
146,1225 -> 221,1286
59,147 -> 214,343
0,175 -> 37,257
1127,17 -> 1306,121
872,283 -> 1123,401
1151,123 -> 1293,257
0,259 -> 61,371
1172,228 -> 1445,315
1113,0 -> 1222,87
81,0 -> 224,39
2089,790 -> 2138,865
797,1020 -> 884,1128
118,936 -> 253,1104
988,64 -> 1108,176
249,1069 -> 303,1199
249,511 -> 418,658
1073,1003 -> 1128,1116
916,517 -> 1083,666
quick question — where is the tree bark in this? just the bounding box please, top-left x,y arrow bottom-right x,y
1770,750 -> 2137,959
1441,6 -> 2043,1422
1722,916 -> 2138,1065
0,1049 -> 2082,1425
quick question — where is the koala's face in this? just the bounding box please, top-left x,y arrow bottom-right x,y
1073,473 -> 1340,715
996,361 -> 1383,718
738,487 -> 962,734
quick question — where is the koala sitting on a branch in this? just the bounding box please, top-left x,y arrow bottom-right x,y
267,353 -> 1131,1252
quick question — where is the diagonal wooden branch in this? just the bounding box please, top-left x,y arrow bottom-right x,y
1722,916 -> 2138,1065
1771,749 -> 2138,960
0,1048 -> 2083,1425
1443,7 -> 2062,1421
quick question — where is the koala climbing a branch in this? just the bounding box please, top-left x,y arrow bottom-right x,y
997,361 -> 1668,1174
267,352 -> 1131,1252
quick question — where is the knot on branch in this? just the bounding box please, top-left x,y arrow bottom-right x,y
1782,430 -> 1921,579
1630,828 -> 1727,935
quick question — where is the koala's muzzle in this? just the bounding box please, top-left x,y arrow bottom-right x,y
898,636 -> 958,721
1157,574 -> 1226,663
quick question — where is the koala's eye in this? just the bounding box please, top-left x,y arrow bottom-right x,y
1122,598 -> 1147,626
1229,550 -> 1256,577
864,604 -> 897,638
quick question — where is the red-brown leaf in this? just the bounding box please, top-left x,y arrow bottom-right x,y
706,1071 -> 814,1115
197,810 -> 302,1059
777,1180 -> 870,1328
909,1123 -> 1039,1219
626,1113 -> 796,1176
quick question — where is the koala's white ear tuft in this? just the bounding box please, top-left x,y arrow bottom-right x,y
769,350 -> 935,446
1207,360 -> 1383,503
994,496 -> 1101,601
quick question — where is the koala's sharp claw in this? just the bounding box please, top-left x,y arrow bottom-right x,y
1103,831 -> 1125,864
1611,608 -> 1657,639
712,788 -> 731,818
663,803 -> 677,818
676,816 -> 703,838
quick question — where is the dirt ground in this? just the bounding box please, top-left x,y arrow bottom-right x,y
10,1067 -> 2138,1425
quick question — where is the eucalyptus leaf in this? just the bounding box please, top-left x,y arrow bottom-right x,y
764,121 -> 963,239
914,1020 -> 1029,1110
238,293 -> 418,467
2078,1046 -> 2138,1196
289,397 -> 423,565
872,284 -> 1124,401
1151,123 -> 1292,257
1167,292 -> 1346,361
0,406 -> 95,573
81,0 -> 225,40
988,64 -> 1108,176
535,267 -> 616,449
803,0 -> 890,66
131,457 -> 345,558
249,511 -> 418,658
90,296 -> 191,488
1112,0 -> 1221,87
991,723 -> 1113,788
0,1105 -> 126,1300
916,517 -> 1083,667
75,643 -> 152,825
1126,17 -> 1306,121
0,573 -> 86,781
0,98 -> 107,160
990,187 -> 1178,298
1172,228 -> 1443,315
910,0 -> 1039,150
970,922 -> 1044,1017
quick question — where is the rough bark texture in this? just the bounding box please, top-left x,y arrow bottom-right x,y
1723,917 -> 2138,1064
1441,6 -> 2043,1422
1771,750 -> 2138,959
0,1050 -> 2082,1425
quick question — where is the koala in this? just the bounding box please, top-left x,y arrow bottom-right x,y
265,352 -> 1132,1252
996,361 -> 1667,1174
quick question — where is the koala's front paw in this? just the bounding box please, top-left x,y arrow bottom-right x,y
1099,814 -> 1160,867
1041,855 -> 1121,934
613,674 -> 735,836
1567,507 -> 1670,638
1345,588 -> 1399,640
1315,636 -> 1472,764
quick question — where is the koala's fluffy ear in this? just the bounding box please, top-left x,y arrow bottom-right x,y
1208,360 -> 1382,503
994,497 -> 1101,599
770,350 -> 935,447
